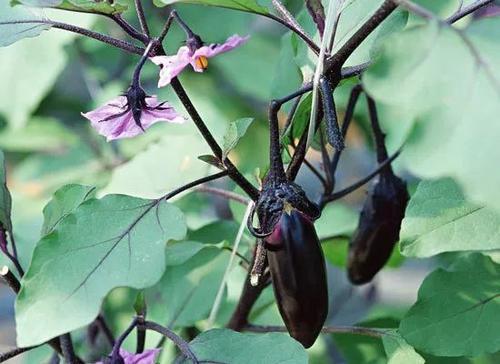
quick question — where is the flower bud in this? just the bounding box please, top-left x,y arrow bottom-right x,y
267,210 -> 328,348
347,173 -> 409,285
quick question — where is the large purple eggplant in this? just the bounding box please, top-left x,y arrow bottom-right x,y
266,209 -> 328,348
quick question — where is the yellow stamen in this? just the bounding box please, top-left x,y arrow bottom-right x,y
195,56 -> 209,70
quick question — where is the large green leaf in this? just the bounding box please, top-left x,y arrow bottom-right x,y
183,329 -> 308,363
17,0 -> 128,15
0,2 -> 50,47
15,194 -> 187,347
382,330 -> 425,364
157,0 -> 269,15
399,254 -> 500,356
0,150 -> 12,232
400,178 -> 500,258
41,184 -> 96,235
363,18 -> 500,212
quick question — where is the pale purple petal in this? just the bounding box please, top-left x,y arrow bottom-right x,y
193,34 -> 249,60
475,5 -> 500,18
81,95 -> 185,141
150,47 -> 191,87
142,97 -> 186,126
120,348 -> 161,364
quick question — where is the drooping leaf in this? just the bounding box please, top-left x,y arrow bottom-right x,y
182,329 -> 308,364
222,117 -> 254,160
0,150 -> 12,232
399,254 -> 500,357
41,184 -> 96,235
382,330 -> 425,364
16,0 -> 128,15
0,2 -> 50,47
157,0 -> 269,15
15,194 -> 187,347
363,18 -> 500,212
400,178 -> 500,257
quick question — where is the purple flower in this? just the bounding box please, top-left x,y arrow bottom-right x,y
150,34 -> 249,87
96,348 -> 160,364
81,88 -> 184,141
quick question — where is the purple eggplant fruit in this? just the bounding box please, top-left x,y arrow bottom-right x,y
266,209 -> 328,348
347,172 -> 409,285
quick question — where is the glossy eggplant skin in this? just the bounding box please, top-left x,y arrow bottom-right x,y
267,210 -> 328,348
347,173 -> 409,285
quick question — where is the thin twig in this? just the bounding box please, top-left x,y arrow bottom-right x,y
108,14 -> 149,43
0,266 -> 20,293
170,78 -> 260,200
96,314 -> 115,346
162,171 -> 229,201
244,324 -> 388,338
447,0 -> 495,23
59,334 -> 77,364
196,186 -> 250,205
134,0 -> 151,37
208,202 -> 253,327
326,0 -> 397,73
0,20 -> 144,55
142,321 -> 199,363
321,148 -> 402,204
0,346 -> 39,363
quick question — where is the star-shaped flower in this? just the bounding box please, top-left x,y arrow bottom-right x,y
150,34 -> 249,87
82,86 -> 184,141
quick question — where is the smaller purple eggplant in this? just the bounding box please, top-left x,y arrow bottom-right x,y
347,172 -> 409,285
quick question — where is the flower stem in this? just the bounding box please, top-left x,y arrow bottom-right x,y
447,0 -> 495,23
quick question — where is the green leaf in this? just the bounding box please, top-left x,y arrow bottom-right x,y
0,150 -> 12,232
165,240 -> 205,266
146,247 -> 227,328
333,317 -> 399,364
16,0 -> 128,15
382,330 -> 425,364
400,178 -> 500,258
0,2 -> 50,47
15,194 -> 187,347
0,117 -> 78,152
197,155 -> 224,170
183,329 -> 308,363
363,18 -> 500,212
102,129 -> 210,199
41,184 -> 96,236
315,202 -> 358,240
0,12 -> 91,128
157,0 -> 269,15
399,254 -> 500,357
222,117 -> 254,160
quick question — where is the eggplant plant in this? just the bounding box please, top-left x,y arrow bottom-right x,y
0,0 -> 499,363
